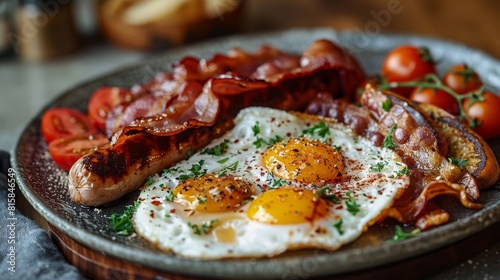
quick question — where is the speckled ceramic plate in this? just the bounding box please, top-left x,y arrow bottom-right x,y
12,28 -> 500,279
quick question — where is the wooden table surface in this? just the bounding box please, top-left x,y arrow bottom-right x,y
242,0 -> 500,59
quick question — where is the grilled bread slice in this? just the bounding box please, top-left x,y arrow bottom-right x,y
418,103 -> 500,189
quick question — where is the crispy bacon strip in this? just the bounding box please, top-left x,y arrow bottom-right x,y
306,84 -> 482,230
106,39 -> 365,139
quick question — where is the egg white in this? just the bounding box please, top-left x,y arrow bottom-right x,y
133,107 -> 409,259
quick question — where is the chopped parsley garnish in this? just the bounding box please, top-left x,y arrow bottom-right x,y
345,191 -> 359,216
217,161 -> 239,177
179,160 -> 207,180
253,135 -> 284,149
109,201 -> 139,236
252,122 -> 261,136
146,176 -> 154,186
266,173 -> 287,189
389,225 -> 420,242
315,186 -> 339,203
382,99 -> 393,112
188,219 -> 218,235
252,137 -> 267,148
217,157 -> 230,164
198,196 -> 207,204
162,167 -> 179,175
200,139 -> 229,155
334,219 -> 344,235
382,124 -> 397,150
302,122 -> 331,138
333,145 -> 342,151
396,166 -> 410,177
448,157 -> 468,170
273,178 -> 287,187
370,161 -> 387,172
165,191 -> 174,202
165,214 -> 171,218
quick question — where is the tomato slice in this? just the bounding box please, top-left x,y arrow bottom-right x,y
48,135 -> 110,171
41,108 -> 98,143
88,87 -> 132,132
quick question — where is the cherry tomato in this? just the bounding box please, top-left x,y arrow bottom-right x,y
88,87 -> 132,132
410,87 -> 459,115
463,91 -> 500,139
382,45 -> 436,97
41,108 -> 98,143
442,64 -> 482,94
48,135 -> 110,171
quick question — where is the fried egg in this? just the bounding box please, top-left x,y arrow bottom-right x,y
133,107 -> 409,259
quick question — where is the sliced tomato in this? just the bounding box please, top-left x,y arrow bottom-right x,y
41,108 -> 98,143
48,135 -> 110,171
88,87 -> 132,132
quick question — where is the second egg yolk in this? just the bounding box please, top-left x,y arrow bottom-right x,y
247,188 -> 330,224
263,138 -> 343,184
173,174 -> 254,212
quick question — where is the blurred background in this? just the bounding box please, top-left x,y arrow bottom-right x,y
1,0 -> 499,149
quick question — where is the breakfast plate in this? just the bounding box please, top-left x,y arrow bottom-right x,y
12,28 -> 500,279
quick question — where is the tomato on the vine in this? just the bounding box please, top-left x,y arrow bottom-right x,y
410,87 -> 459,115
442,64 -> 482,94
41,108 -> 98,143
48,135 -> 110,171
88,87 -> 132,132
463,92 -> 500,139
381,45 -> 436,97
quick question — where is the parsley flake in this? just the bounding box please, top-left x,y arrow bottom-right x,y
188,219 -> 218,235
253,135 -> 284,149
383,124 -> 397,150
200,139 -> 229,155
448,157 -> 468,170
109,201 -> 139,236
162,167 -> 179,176
334,219 -> 344,235
382,99 -> 393,112
333,145 -> 342,151
370,161 -> 387,172
217,157 -> 229,164
302,122 -> 331,138
389,225 -> 420,242
345,191 -> 359,216
146,176 -> 154,186
198,196 -> 207,204
179,160 -> 207,180
396,166 -> 410,177
252,122 -> 261,136
165,191 -> 174,202
316,186 -> 339,203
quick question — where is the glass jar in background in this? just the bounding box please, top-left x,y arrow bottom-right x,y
0,0 -> 14,58
14,0 -> 80,61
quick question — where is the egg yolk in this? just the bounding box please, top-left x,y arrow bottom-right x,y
263,138 -> 343,183
173,174 -> 254,212
247,188 -> 330,224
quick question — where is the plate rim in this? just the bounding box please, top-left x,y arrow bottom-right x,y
11,27 -> 500,279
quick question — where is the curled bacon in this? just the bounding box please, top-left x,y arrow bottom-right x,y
306,84 -> 482,230
104,39 -> 365,141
